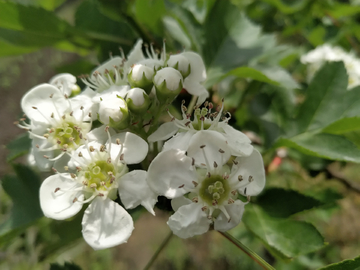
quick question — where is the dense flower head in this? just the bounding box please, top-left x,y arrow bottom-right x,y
301,44 -> 360,89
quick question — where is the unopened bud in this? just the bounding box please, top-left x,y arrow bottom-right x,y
153,67 -> 183,102
128,64 -> 155,94
126,88 -> 150,114
167,54 -> 191,78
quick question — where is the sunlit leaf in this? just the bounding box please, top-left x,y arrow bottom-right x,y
243,205 -> 325,260
318,255 -> 360,270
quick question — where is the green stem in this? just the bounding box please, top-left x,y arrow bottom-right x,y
143,231 -> 173,270
187,95 -> 198,115
219,231 -> 275,270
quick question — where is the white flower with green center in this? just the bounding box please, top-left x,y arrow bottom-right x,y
147,147 -> 265,238
19,84 -> 95,171
148,101 -> 253,167
40,131 -> 157,250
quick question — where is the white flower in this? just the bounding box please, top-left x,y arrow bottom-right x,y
49,73 -> 79,96
148,101 -> 253,167
39,131 -> 157,249
301,44 -> 360,89
147,147 -> 265,238
168,52 -> 208,104
19,84 -> 95,171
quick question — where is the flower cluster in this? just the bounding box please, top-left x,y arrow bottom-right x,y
301,44 -> 360,89
17,40 -> 265,249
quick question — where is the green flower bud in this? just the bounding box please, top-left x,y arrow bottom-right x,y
153,67 -> 183,102
128,64 -> 155,94
126,88 -> 150,114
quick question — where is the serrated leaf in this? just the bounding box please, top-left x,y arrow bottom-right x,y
203,1 -> 266,87
6,133 -> 31,162
225,67 -> 280,85
275,133 -> 360,163
134,0 -> 166,35
0,164 -> 43,242
243,205 -> 325,259
0,1 -> 73,48
318,255 -> 360,270
256,188 -> 323,218
296,62 -> 348,133
322,117 -> 360,134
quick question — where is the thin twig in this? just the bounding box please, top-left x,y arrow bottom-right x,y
143,231 -> 173,270
219,231 -> 275,270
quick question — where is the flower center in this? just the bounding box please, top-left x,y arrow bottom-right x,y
81,160 -> 117,192
199,174 -> 230,206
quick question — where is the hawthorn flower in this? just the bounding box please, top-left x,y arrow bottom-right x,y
49,73 -> 80,96
167,52 -> 208,104
19,84 -> 95,171
301,44 -> 360,89
148,101 -> 253,167
147,147 -> 265,238
40,131 -> 157,249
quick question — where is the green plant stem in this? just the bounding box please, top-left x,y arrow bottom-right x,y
219,231 -> 275,270
143,231 -> 173,270
187,95 -> 198,115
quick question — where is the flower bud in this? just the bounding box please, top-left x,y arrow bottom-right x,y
126,88 -> 150,114
153,67 -> 183,102
128,64 -> 155,94
98,95 -> 129,129
167,54 -> 191,78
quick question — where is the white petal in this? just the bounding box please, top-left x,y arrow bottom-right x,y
109,132 -> 148,164
93,85 -> 131,102
167,203 -> 211,238
49,73 -> 76,96
183,78 -> 209,103
147,149 -> 197,198
70,88 -> 96,120
182,52 -> 206,82
32,140 -> 54,171
171,196 -> 192,211
148,122 -> 179,142
230,149 -> 266,196
163,130 -> 195,152
93,57 -> 124,78
214,200 -> 245,232
40,174 -> 83,220
118,170 -> 157,215
82,197 -> 134,250
87,125 -> 116,144
53,154 -> 71,173
21,84 -> 68,124
187,130 -> 231,169
218,122 -> 253,157
125,39 -> 145,70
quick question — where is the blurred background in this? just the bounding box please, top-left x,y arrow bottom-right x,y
1,0 -> 360,269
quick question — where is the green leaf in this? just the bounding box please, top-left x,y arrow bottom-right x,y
262,0 -> 309,14
326,3 -> 360,19
256,188 -> 323,218
225,67 -> 280,85
203,1 -> 266,87
163,16 -> 192,49
75,0 -> 135,47
275,133 -> 360,163
0,164 -> 43,243
243,205 -> 325,260
296,62 -> 348,133
0,38 -> 37,57
134,0 -> 166,35
0,1 -> 73,47
6,133 -> 31,162
322,117 -> 360,134
318,255 -> 360,270
307,26 -> 326,46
